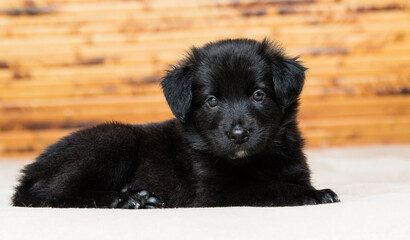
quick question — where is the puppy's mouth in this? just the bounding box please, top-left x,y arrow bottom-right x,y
228,150 -> 248,159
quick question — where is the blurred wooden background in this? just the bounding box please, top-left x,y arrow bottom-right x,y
0,0 -> 409,158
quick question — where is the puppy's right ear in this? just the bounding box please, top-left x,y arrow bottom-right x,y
161,62 -> 194,122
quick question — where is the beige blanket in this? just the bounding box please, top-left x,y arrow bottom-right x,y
1,146 -> 409,240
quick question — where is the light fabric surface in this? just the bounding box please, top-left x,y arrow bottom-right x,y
0,145 -> 409,240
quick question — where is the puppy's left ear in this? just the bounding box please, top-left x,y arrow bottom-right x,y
272,57 -> 307,110
161,63 -> 193,122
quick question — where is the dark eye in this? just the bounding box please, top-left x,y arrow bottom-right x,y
206,96 -> 219,108
252,90 -> 265,102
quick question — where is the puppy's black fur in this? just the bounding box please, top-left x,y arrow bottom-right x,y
12,39 -> 339,208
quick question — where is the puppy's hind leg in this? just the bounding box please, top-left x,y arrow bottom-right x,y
56,189 -> 165,209
13,185 -> 164,209
11,160 -> 165,209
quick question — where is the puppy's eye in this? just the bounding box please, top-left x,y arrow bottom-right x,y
252,90 -> 265,102
206,96 -> 219,108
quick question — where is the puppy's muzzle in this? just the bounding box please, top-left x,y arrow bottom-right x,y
228,125 -> 249,144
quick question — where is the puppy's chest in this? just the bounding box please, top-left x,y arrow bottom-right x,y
195,161 -> 278,192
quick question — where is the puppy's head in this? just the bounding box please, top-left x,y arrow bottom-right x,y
161,39 -> 306,162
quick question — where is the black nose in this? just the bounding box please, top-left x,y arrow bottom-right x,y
228,126 -> 249,144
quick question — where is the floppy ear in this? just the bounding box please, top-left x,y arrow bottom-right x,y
272,57 -> 307,110
161,64 -> 193,121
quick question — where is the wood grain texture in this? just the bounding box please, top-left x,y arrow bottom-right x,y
0,0 -> 409,157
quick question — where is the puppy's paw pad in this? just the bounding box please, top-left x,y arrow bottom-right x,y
121,188 -> 165,209
313,189 -> 340,204
106,195 -> 141,209
136,190 -> 165,209
116,197 -> 142,209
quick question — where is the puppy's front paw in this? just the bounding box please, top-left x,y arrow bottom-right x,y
110,189 -> 165,209
300,189 -> 340,205
291,189 -> 340,206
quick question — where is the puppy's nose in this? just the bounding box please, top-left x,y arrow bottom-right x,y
228,126 -> 249,144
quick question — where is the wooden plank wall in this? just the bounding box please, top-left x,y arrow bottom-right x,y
0,0 -> 409,158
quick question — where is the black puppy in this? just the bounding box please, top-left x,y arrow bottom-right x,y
12,38 -> 339,208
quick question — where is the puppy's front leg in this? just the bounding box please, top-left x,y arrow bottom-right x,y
248,181 -> 340,206
232,181 -> 340,207
194,181 -> 339,207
